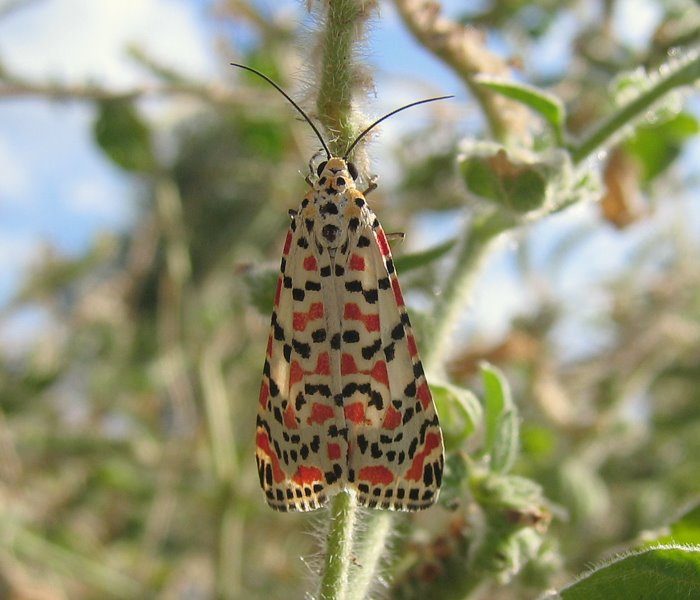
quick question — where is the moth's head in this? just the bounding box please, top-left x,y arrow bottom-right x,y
315,156 -> 359,189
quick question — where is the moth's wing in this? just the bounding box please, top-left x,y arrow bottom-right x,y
256,213 -> 347,511
341,208 -> 444,511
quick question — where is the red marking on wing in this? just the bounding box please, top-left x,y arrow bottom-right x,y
282,231 -> 293,256
290,360 -> 304,386
291,352 -> 331,386
358,465 -> 394,486
344,402 -> 371,425
341,354 -> 389,386
266,335 -> 273,357
341,353 -> 357,375
315,352 -> 331,375
405,431 -> 441,481
303,255 -> 318,271
292,465 -> 323,485
391,277 -> 405,307
283,404 -> 298,429
344,303 -> 380,332
406,334 -> 418,358
308,403 -> 335,425
327,443 -> 342,460
370,361 -> 389,387
293,302 -> 324,331
256,431 -> 286,483
274,277 -> 282,307
375,229 -> 391,257
417,382 -> 432,410
349,254 -> 366,271
381,406 -> 402,430
259,381 -> 270,409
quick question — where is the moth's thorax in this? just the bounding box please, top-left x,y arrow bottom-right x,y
303,156 -> 363,251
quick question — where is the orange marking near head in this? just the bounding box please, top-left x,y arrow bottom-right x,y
256,431 -> 286,483
381,406 -> 402,430
283,404 -> 298,429
344,402 -> 370,425
404,432 -> 441,481
358,465 -> 394,486
349,254 -> 366,271
327,443 -> 341,461
391,278 -> 405,307
303,255 -> 318,271
259,382 -> 270,409
344,303 -> 380,332
417,381 -> 432,410
308,403 -> 335,425
293,465 -> 323,485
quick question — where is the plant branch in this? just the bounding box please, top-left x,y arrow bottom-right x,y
392,0 -> 529,144
319,492 -> 359,600
313,1 -> 377,598
423,208 -> 515,376
569,49 -> 700,164
315,0 -> 376,156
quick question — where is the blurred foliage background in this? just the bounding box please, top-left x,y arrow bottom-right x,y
1,0 -> 699,599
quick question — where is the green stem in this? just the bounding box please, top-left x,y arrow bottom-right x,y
423,209 -> 516,376
319,492 -> 358,600
316,0 -> 370,156
347,512 -> 394,600
569,50 -> 700,165
314,2 -> 375,598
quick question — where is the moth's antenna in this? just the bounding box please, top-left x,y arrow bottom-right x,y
231,63 -> 331,160
343,95 -> 453,160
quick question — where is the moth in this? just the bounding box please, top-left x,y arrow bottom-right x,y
233,64 -> 448,512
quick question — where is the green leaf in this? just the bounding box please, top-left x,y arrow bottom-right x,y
481,363 -> 519,473
431,381 -> 483,450
393,238 -> 456,274
558,546 -> 700,600
476,76 -> 565,137
625,112 -> 700,182
459,146 -> 550,213
243,265 -> 278,316
93,99 -> 156,173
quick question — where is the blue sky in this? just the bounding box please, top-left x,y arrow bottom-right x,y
0,0 -> 697,357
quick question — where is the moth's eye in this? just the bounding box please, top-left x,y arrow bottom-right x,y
347,162 -> 359,181
316,160 -> 328,177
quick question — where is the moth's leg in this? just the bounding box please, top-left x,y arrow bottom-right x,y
363,175 -> 378,196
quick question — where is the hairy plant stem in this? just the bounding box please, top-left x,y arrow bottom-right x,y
319,492 -> 359,600
347,511 -> 394,600
314,1 -> 375,599
423,209 -> 515,376
569,49 -> 700,164
316,0 -> 373,156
